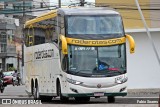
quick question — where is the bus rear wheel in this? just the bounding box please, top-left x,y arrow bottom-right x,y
31,80 -> 34,96
74,97 -> 90,102
34,82 -> 53,102
57,83 -> 69,102
107,96 -> 115,103
34,83 -> 40,100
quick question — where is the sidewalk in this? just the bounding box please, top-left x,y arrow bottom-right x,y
128,89 -> 160,97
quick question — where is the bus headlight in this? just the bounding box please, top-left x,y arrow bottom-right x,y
115,75 -> 128,84
67,78 -> 83,85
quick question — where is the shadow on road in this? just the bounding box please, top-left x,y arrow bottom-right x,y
41,97 -> 159,104
41,98 -> 128,104
40,97 -> 109,104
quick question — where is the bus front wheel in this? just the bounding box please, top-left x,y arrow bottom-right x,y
107,96 -> 115,103
57,82 -> 69,102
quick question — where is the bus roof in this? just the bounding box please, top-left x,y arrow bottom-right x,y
58,7 -> 119,16
24,7 -> 119,28
24,9 -> 57,28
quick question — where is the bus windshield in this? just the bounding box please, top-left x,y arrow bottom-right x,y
68,44 -> 126,77
67,15 -> 123,35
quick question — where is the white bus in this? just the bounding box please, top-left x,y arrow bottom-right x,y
24,7 -> 135,103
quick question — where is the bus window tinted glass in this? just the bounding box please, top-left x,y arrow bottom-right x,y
67,15 -> 123,35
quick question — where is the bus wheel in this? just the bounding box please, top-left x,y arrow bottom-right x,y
107,96 -> 115,103
31,80 -> 34,96
34,83 -> 40,100
75,97 -> 90,102
58,83 -> 69,102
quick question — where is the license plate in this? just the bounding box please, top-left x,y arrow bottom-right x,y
94,92 -> 104,96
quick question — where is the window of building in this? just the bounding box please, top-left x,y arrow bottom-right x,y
7,64 -> 14,71
1,44 -> 7,52
40,2 -> 43,8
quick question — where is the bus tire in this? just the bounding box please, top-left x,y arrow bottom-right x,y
107,96 -> 115,103
31,79 -> 34,96
74,97 -> 90,102
34,83 -> 40,100
57,82 -> 69,102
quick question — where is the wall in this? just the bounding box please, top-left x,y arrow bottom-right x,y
150,0 -> 160,28
126,28 -> 160,89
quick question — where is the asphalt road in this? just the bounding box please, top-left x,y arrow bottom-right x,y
0,85 -> 159,107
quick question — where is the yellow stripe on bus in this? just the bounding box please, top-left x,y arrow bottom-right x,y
66,37 -> 126,46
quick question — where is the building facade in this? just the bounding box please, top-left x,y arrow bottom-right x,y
0,17 -> 17,71
0,0 -> 51,72
96,0 -> 160,29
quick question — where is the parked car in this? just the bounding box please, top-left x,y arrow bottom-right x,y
3,71 -> 15,85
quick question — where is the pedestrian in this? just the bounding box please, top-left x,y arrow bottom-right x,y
0,70 -> 5,87
12,70 -> 20,86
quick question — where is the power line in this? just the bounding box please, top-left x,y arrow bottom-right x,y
41,0 -> 51,10
27,4 -> 160,10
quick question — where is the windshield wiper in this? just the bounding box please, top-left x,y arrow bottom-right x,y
108,70 -> 122,74
73,69 -> 91,75
107,68 -> 126,74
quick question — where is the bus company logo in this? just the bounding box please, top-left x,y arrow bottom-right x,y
34,49 -> 54,59
71,38 -> 124,46
97,84 -> 102,88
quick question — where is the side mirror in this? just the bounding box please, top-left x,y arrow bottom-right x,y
126,34 -> 135,54
60,35 -> 68,54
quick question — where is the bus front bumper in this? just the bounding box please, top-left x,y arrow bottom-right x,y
62,82 -> 127,97
62,92 -> 127,97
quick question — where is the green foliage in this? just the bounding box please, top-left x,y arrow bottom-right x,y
8,67 -> 16,71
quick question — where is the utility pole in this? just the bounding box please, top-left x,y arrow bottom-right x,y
21,0 -> 25,84
59,0 -> 61,8
80,0 -> 85,6
22,0 -> 25,68
23,0 -> 25,17
17,51 -> 20,72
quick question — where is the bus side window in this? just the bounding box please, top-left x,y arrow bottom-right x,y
61,16 -> 65,35
58,14 -> 65,35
